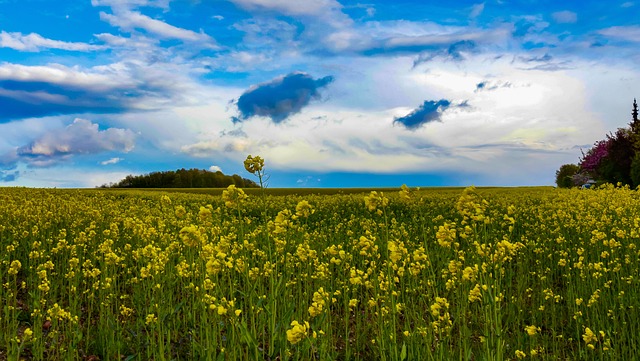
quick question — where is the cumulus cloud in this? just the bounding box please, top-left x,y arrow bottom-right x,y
232,72 -> 334,123
177,54 -> 617,187
1,118 -> 135,169
551,11 -> 578,24
209,165 -> 222,172
0,61 -> 200,122
0,31 -> 104,52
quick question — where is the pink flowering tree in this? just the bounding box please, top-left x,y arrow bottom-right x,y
579,139 -> 610,175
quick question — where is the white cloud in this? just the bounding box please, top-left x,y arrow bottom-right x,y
621,2 -> 635,8
99,10 -> 216,45
209,165 -> 222,172
230,0 -> 353,34
101,157 -> 124,165
91,0 -> 171,10
0,31 -> 104,52
0,63 -> 128,91
0,58 -> 209,118
230,0 -> 343,17
11,118 -> 136,167
598,26 -> 640,42
551,11 -> 578,24
469,3 -> 485,19
320,20 -> 511,54
178,53 -> 620,186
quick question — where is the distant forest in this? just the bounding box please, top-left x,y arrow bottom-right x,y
101,168 -> 259,188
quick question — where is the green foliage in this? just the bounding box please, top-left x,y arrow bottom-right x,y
630,153 -> 640,189
104,168 -> 259,188
575,100 -> 640,187
597,129 -> 634,185
555,164 -> 579,188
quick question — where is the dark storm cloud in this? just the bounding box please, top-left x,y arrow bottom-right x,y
232,72 -> 334,123
394,99 -> 452,130
475,80 -> 513,92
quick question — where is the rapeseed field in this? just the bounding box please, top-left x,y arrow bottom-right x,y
1,184 -> 639,360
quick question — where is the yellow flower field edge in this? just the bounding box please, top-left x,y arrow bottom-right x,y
1,184 -> 639,360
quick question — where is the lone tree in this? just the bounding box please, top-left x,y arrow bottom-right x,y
555,164 -> 580,188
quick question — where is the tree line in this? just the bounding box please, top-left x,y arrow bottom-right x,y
100,168 -> 259,188
556,99 -> 640,188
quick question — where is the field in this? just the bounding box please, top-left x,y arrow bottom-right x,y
1,185 -> 639,360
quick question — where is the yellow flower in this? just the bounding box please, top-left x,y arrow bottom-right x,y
23,328 -> 33,341
295,200 -> 315,218
145,314 -> 157,325
308,287 -> 329,317
468,284 -> 482,303
462,265 -> 478,282
525,325 -> 540,336
179,225 -> 204,247
582,327 -> 597,345
364,191 -> 388,212
286,320 -> 309,344
399,184 -> 412,201
436,223 -> 456,248
515,350 -> 526,359
120,305 -> 134,317
217,305 -> 227,315
244,154 -> 264,174
8,260 -> 21,275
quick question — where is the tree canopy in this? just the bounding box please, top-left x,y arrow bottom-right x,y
564,99 -> 640,188
101,168 -> 259,188
555,164 -> 580,188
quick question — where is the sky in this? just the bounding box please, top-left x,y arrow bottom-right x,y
0,0 -> 639,188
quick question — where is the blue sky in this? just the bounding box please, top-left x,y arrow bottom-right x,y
0,0 -> 638,187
